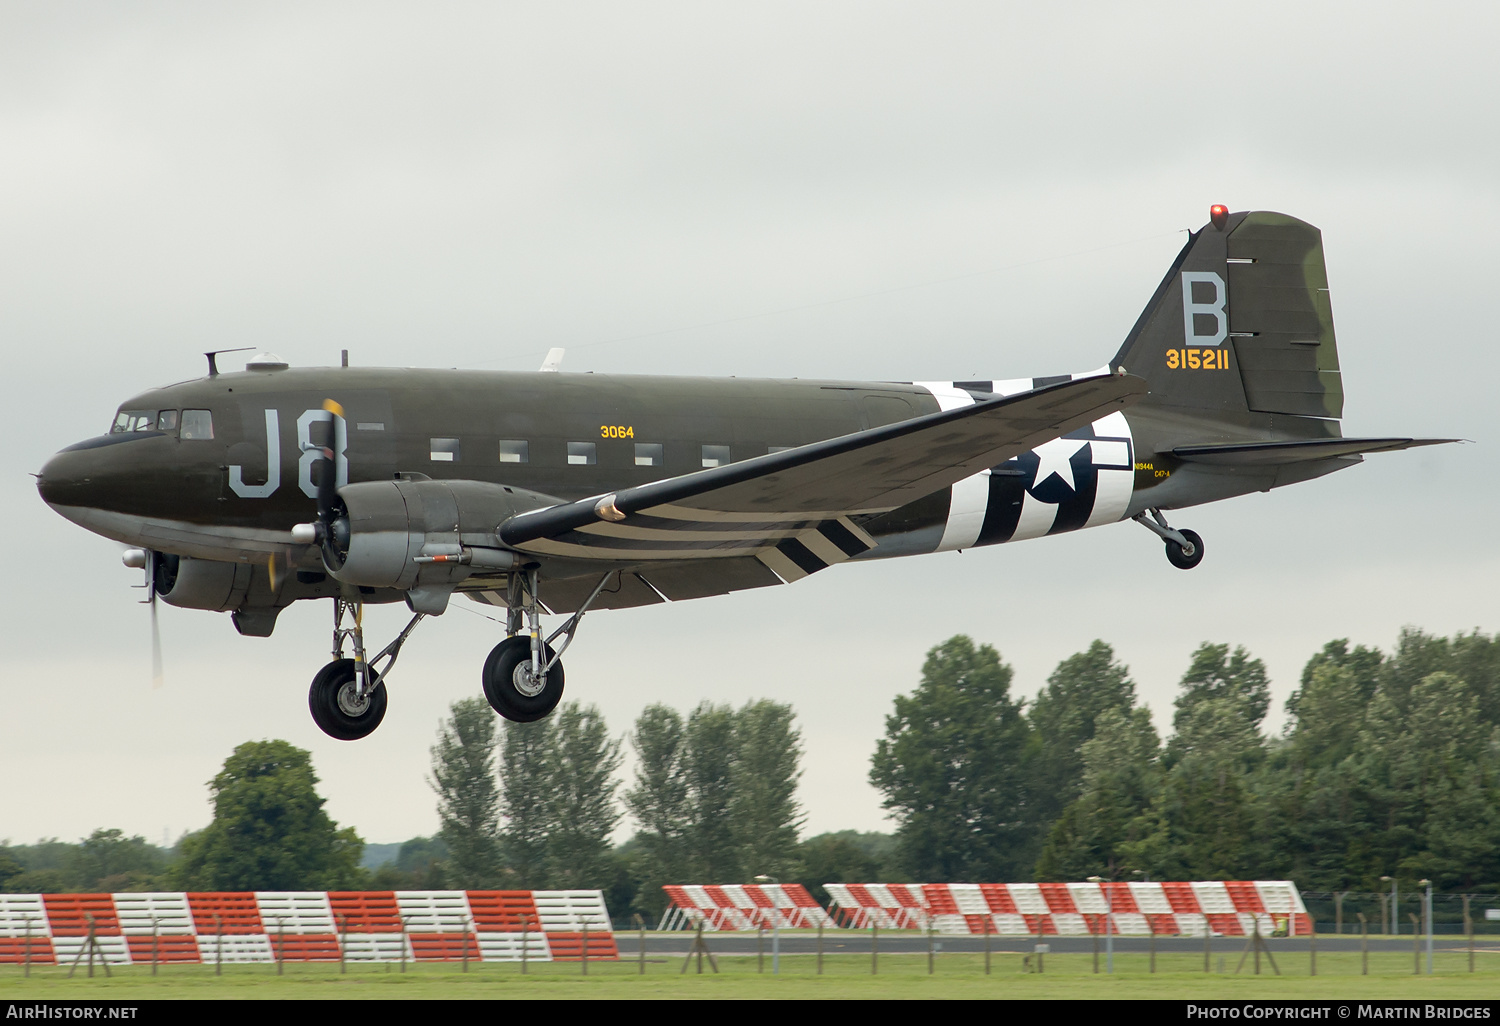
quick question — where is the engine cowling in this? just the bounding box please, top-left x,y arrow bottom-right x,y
324,478 -> 554,593
156,554 -> 254,611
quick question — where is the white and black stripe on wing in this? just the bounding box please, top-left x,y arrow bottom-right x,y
510,508 -> 875,583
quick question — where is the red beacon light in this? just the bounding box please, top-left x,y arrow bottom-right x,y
1210,204 -> 1229,231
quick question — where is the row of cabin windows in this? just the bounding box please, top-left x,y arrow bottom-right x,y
432,439 -> 796,467
111,409 -> 214,439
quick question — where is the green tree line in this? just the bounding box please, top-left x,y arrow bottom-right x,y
872,629 -> 1500,895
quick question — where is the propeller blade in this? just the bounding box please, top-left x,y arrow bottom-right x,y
150,593 -> 164,689
145,550 -> 165,689
315,399 -> 349,570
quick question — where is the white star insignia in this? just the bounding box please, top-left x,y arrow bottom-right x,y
1030,437 -> 1090,493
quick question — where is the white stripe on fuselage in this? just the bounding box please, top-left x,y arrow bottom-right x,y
915,382 -> 991,551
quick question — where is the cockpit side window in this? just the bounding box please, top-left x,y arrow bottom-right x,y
156,410 -> 179,432
179,410 -> 214,439
111,410 -> 157,434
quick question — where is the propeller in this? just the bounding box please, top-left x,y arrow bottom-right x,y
313,399 -> 350,572
291,399 -> 350,572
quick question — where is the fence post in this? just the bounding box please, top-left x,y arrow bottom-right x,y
1204,924 -> 1211,973
339,914 -> 347,975
636,914 -> 645,976
927,921 -> 934,975
1358,913 -> 1368,975
151,915 -> 159,976
817,922 -> 824,976
461,915 -> 469,974
520,913 -> 528,975
984,915 -> 991,976
22,916 -> 32,978
581,913 -> 588,976
1309,920 -> 1316,977
216,913 -> 225,977
1335,892 -> 1345,936
1148,917 -> 1156,974
276,916 -> 284,976
400,915 -> 408,974
871,922 -> 878,975
1410,914 -> 1420,974
1092,918 -> 1099,974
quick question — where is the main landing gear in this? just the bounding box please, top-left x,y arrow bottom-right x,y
308,599 -> 425,740
305,569 -> 613,737
480,569 -> 611,723
1133,508 -> 1205,570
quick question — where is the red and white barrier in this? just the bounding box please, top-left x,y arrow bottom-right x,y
660,884 -> 837,931
0,890 -> 618,964
825,881 -> 1308,936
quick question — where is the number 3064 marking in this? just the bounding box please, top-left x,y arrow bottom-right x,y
1167,348 -> 1229,370
600,425 -> 635,438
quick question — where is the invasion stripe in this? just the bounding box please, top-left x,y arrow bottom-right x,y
819,519 -> 870,558
798,529 -> 849,566
776,538 -> 828,577
756,547 -> 808,583
575,523 -> 806,542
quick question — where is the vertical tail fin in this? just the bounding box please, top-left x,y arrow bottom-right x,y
1112,209 -> 1343,420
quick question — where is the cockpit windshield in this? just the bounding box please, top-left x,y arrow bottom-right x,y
110,410 -> 157,434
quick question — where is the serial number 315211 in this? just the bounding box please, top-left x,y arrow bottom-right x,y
1167,348 -> 1230,370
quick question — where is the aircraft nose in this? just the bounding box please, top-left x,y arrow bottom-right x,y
37,446 -> 93,509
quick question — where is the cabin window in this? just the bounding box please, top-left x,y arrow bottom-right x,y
179,410 -> 214,439
111,410 -> 156,434
701,445 -> 731,468
567,441 -> 597,466
634,443 -> 663,467
430,437 -> 460,462
155,410 -> 179,432
499,440 -> 529,464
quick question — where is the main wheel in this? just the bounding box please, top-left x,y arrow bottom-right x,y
1165,528 -> 1205,570
482,636 -> 565,722
308,658 -> 388,740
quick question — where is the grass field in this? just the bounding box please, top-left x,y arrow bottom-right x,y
3,948 -> 1499,999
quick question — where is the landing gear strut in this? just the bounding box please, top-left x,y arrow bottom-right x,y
481,569 -> 611,722
1133,509 -> 1205,570
308,599 -> 425,740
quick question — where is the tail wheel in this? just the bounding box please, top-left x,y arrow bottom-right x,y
309,658 -> 388,740
1165,529 -> 1205,570
482,636 -> 565,722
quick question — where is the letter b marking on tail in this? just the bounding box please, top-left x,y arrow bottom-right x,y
1181,271 -> 1228,346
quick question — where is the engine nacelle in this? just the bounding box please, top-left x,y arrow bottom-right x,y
156,554 -> 254,611
327,478 -> 552,596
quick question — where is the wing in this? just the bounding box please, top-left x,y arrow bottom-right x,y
494,373 -> 1146,592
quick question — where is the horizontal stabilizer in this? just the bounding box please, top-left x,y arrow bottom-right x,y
1173,437 -> 1458,466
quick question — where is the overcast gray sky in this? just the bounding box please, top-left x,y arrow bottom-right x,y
3,1 -> 1496,852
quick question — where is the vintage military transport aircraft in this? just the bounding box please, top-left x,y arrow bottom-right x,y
37,209 -> 1453,740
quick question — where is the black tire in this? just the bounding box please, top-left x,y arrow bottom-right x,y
308,658 -> 388,740
1165,529 -> 1205,570
482,636 -> 565,722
